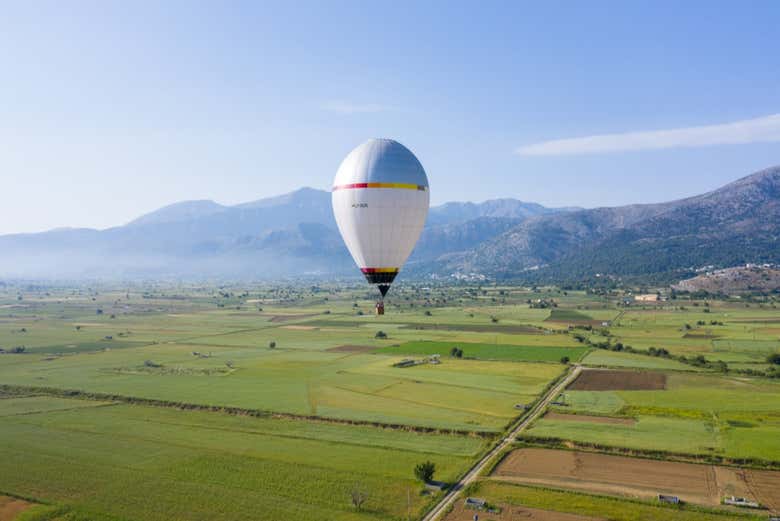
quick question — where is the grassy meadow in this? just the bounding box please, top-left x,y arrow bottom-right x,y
0,395 -> 487,521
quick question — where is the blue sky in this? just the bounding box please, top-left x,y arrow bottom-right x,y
2,1 -> 779,234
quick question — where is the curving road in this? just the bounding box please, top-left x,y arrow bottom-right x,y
421,364 -> 582,521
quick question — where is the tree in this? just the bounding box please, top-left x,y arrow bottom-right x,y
268,341 -> 276,349
560,356 -> 570,364
414,461 -> 436,483
350,483 -> 368,511
767,352 -> 780,365
375,330 -> 387,339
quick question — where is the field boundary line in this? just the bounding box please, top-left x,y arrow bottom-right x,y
336,369 -> 534,396
513,436 -> 780,471
0,384 -> 495,437
421,364 -> 582,521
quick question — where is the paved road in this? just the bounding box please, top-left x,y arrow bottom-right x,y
421,364 -> 583,521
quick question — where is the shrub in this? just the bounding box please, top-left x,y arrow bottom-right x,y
350,483 -> 368,511
268,341 -> 276,349
767,353 -> 780,365
414,461 -> 436,483
560,356 -> 570,364
375,331 -> 387,339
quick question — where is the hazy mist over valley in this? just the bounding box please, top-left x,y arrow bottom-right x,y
2,166 -> 778,284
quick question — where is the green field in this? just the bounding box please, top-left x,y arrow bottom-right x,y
374,340 -> 589,362
0,345 -> 561,432
0,396 -> 486,520
582,350 -> 707,371
533,371 -> 780,460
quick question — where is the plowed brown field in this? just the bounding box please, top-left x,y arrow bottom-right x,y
745,468 -> 780,513
491,448 -> 772,508
543,411 -> 635,425
568,369 -> 666,391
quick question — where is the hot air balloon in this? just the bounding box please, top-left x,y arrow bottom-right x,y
332,139 -> 429,309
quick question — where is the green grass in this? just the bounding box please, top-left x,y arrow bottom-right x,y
553,390 -> 626,414
0,396 -> 113,416
582,350 -> 707,370
531,371 -> 780,461
527,415 -> 721,455
373,340 -> 589,362
0,346 -> 563,432
545,309 -> 594,322
0,399 -> 487,521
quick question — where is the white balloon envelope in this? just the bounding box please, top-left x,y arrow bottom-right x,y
332,139 -> 430,298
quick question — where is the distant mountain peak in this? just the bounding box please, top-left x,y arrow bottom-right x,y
127,200 -> 227,227
235,187 -> 330,209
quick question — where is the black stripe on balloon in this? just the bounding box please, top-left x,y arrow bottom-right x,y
363,271 -> 398,285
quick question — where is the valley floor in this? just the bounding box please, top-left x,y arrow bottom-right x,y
0,283 -> 778,520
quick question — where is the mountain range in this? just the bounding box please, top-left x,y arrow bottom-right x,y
1,166 -> 778,283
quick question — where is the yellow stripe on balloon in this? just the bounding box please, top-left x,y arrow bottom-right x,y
332,182 -> 427,191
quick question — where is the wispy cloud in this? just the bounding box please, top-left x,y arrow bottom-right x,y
515,113 -> 780,156
321,100 -> 394,114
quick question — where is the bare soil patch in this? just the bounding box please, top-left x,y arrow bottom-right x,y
0,496 -> 33,521
268,313 -> 320,323
544,411 -> 636,425
279,325 -> 318,330
326,345 -> 375,353
492,448 -> 764,508
443,500 -> 604,521
568,369 -> 666,391
745,468 -> 780,513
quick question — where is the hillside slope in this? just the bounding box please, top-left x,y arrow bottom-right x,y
439,166 -> 780,281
